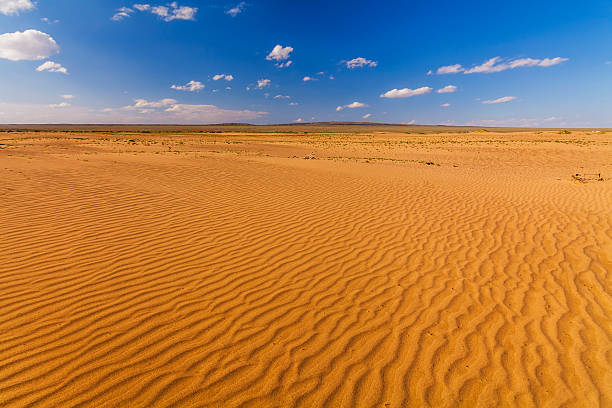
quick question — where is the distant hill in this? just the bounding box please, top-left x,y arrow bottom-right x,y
0,122 -> 606,133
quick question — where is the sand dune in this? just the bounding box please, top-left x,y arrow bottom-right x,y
0,130 -> 611,407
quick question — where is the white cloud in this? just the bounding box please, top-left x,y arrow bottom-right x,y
114,2 -> 197,22
346,57 -> 378,69
336,101 -> 367,111
482,96 -> 516,104
0,101 -> 265,124
436,85 -> 457,94
435,56 -> 569,75
124,98 -> 177,110
61,94 -> 74,99
255,79 -> 270,89
226,1 -> 246,17
465,57 -> 568,74
294,118 -> 304,123
171,80 -> 204,92
0,0 -> 34,15
537,57 -> 568,67
441,103 -> 450,107
40,17 -> 59,24
302,76 -> 317,82
362,113 -> 372,119
151,3 -> 197,21
0,30 -> 59,61
213,74 -> 234,81
277,60 -> 292,68
407,120 -> 416,125
36,61 -> 68,74
150,5 -> 169,17
463,57 -> 504,74
266,44 -> 293,61
170,6 -> 197,21
112,6 -> 134,20
48,102 -> 70,108
288,102 -> 298,106
274,94 -> 290,99
163,103 -> 266,121
436,64 -> 464,74
380,86 -> 432,99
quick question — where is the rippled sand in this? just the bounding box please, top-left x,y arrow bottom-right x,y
1,130 -> 610,407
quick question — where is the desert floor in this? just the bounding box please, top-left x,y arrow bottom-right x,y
1,129 -> 611,407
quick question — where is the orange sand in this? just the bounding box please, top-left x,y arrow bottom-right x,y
0,130 -> 611,407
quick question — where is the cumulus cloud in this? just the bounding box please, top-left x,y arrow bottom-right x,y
0,30 -> 60,61
0,0 -> 34,15
152,4 -> 197,21
253,79 -> 270,89
226,1 -> 246,17
380,86 -> 432,99
294,118 -> 304,123
36,61 -> 68,74
436,85 -> 457,94
277,60 -> 292,68
171,80 -> 204,91
336,101 -> 367,111
273,95 -> 290,99
346,57 -> 378,69
482,96 -> 516,104
434,56 -> 568,75
302,76 -> 317,82
266,44 -> 293,61
213,74 -> 234,81
113,2 -> 197,22
362,113 -> 372,119
288,102 -> 298,106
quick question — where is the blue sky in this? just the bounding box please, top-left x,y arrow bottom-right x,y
0,0 -> 610,126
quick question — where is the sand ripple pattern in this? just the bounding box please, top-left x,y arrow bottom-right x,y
1,154 -> 611,407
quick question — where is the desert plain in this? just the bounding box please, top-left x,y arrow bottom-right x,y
0,125 -> 610,407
